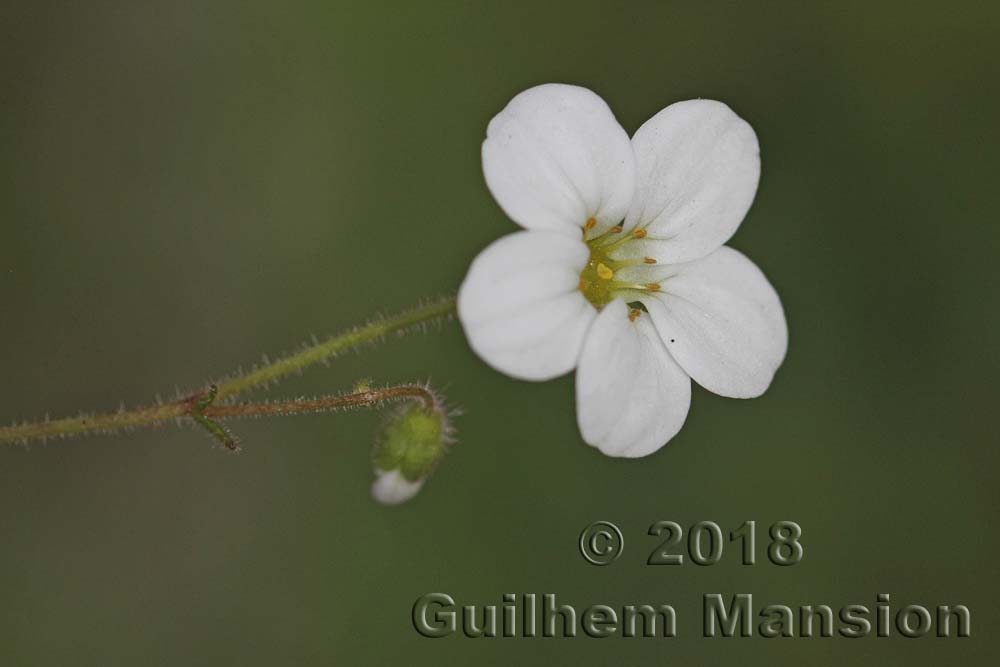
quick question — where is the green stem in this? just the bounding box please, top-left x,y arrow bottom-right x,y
0,297 -> 457,446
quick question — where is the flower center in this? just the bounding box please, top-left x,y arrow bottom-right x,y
578,240 -> 617,307
578,218 -> 661,310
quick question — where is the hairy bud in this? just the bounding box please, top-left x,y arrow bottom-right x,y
371,398 -> 452,505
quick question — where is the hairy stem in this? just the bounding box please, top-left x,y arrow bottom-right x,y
204,385 -> 438,418
215,296 -> 456,399
0,297 -> 456,446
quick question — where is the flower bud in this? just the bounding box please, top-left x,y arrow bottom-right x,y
371,401 -> 450,505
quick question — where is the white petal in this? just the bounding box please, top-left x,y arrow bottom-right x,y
372,469 -> 424,505
575,299 -> 691,458
619,100 -> 760,264
637,247 -> 787,399
458,230 -> 596,381
482,84 -> 636,237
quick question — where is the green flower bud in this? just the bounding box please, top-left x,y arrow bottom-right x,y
372,400 -> 452,505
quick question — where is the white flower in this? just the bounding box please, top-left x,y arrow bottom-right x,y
458,84 -> 788,458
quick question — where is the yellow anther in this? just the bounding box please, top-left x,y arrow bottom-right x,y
643,256 -> 657,264
628,308 -> 641,322
596,263 -> 614,280
609,225 -> 623,234
584,217 -> 597,230
632,228 -> 647,239
646,282 -> 661,292
579,278 -> 590,291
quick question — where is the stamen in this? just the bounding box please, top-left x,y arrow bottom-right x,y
586,223 -> 625,245
584,217 -> 597,231
609,281 -> 655,291
596,263 -> 614,280
628,308 -> 641,322
600,225 -> 649,251
606,255 -> 660,270
579,278 -> 590,291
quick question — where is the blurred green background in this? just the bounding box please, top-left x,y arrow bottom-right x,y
1,1 -> 997,664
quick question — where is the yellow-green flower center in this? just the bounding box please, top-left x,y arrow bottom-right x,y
578,218 -> 660,310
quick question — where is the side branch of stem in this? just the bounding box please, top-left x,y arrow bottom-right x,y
204,384 -> 438,419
